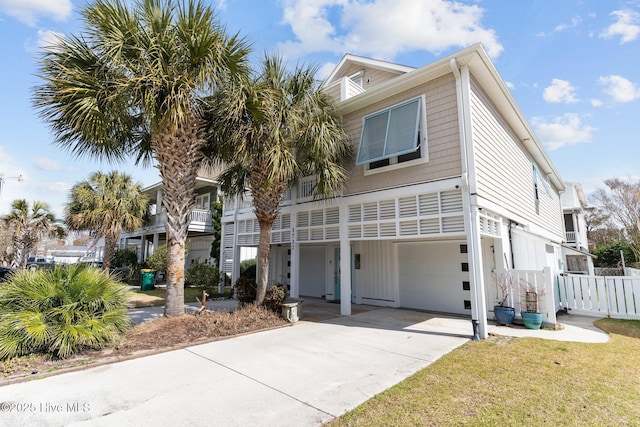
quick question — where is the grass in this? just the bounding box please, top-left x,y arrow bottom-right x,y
331,319 -> 640,426
127,286 -> 215,308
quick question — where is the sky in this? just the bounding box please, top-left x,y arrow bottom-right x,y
0,0 -> 639,219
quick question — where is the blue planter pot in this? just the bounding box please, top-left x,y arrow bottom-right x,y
494,305 -> 515,325
521,312 -> 543,329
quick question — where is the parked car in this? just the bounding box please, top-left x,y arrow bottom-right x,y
26,256 -> 55,271
0,266 -> 14,282
78,258 -> 104,268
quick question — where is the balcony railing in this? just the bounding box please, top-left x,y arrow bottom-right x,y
565,231 -> 576,243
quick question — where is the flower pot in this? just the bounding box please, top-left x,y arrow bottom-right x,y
494,305 -> 515,325
521,311 -> 543,330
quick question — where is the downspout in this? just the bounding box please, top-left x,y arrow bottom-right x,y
451,58 -> 488,340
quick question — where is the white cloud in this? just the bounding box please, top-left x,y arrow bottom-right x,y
600,9 -> 640,43
0,0 -> 72,26
0,145 -> 14,163
537,16 -> 582,37
34,156 -> 67,171
532,113 -> 596,150
598,75 -> 640,103
317,61 -> 338,80
543,79 -> 578,104
278,0 -> 503,61
590,98 -> 603,107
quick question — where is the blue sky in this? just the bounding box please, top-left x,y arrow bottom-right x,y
1,0 -> 639,218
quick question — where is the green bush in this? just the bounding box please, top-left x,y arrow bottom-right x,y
113,248 -> 138,269
592,240 -> 636,267
262,284 -> 287,313
234,276 -> 257,305
240,258 -> 256,281
146,244 -> 168,271
186,260 -> 220,291
0,264 -> 131,359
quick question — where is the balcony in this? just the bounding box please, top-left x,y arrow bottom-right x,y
565,231 -> 576,243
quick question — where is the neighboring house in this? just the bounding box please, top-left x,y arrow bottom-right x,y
560,182 -> 595,275
221,44 -> 568,339
118,175 -> 220,268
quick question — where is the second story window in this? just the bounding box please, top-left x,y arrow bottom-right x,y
195,193 -> 210,210
356,96 -> 427,172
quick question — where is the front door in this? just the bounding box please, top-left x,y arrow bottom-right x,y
334,247 -> 353,302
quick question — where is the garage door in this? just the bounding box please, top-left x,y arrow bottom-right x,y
398,241 -> 470,315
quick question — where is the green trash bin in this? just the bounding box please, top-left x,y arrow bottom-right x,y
141,270 -> 156,291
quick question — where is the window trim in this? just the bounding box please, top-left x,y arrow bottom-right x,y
195,193 -> 210,210
358,95 -> 428,174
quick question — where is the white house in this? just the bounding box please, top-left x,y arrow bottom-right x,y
220,44 -> 568,339
560,182 -> 595,275
118,175 -> 220,268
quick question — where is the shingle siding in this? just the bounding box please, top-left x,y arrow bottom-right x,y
342,74 -> 462,196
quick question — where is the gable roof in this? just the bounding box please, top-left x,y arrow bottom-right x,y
321,54 -> 415,88
334,44 -> 565,192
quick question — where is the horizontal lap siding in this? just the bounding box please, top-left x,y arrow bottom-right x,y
470,79 -> 562,237
343,74 -> 462,195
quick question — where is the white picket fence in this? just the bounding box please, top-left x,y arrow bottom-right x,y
557,274 -> 640,319
510,268 -> 557,326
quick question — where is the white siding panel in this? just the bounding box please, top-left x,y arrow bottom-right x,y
299,246 -> 327,297
354,241 -> 397,303
470,79 -> 563,238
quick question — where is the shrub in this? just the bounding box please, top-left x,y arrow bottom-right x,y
146,244 -> 168,271
262,284 -> 287,313
186,260 -> 220,291
113,248 -> 138,269
240,259 -> 256,281
0,264 -> 131,359
234,276 -> 257,305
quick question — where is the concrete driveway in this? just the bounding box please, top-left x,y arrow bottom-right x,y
0,305 -> 472,426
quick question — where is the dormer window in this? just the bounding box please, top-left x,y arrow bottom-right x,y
349,71 -> 364,88
356,96 -> 427,171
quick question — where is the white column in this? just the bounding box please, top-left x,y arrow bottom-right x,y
290,219 -> 300,299
155,189 -> 163,226
339,205 -> 351,316
152,233 -> 159,255
467,205 -> 488,339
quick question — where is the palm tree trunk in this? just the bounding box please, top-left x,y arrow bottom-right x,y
255,218 -> 273,304
102,232 -> 119,273
154,118 -> 206,318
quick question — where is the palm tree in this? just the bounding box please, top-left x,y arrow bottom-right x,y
206,55 -> 352,304
66,171 -> 150,272
33,0 -> 250,317
4,200 -> 63,269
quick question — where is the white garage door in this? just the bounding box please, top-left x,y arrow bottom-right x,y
398,241 -> 470,315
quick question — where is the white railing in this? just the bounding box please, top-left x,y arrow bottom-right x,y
558,274 -> 640,319
508,268 -> 556,325
297,175 -> 317,201
190,209 -> 212,224
565,231 -> 576,242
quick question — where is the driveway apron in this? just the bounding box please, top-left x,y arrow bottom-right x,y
0,307 -> 472,426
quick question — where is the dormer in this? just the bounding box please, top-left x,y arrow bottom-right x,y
321,54 -> 415,102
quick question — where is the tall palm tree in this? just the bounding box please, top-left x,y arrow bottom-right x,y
4,200 -> 63,269
206,55 -> 352,304
66,171 -> 150,272
33,0 -> 250,317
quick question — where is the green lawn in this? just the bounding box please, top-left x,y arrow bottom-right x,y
331,318 -> 640,426
128,286 -> 213,308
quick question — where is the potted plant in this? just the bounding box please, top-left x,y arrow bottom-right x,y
519,282 -> 546,329
493,271 -> 515,325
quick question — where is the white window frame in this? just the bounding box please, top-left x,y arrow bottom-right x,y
349,70 -> 364,88
195,193 -> 210,210
358,95 -> 428,175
